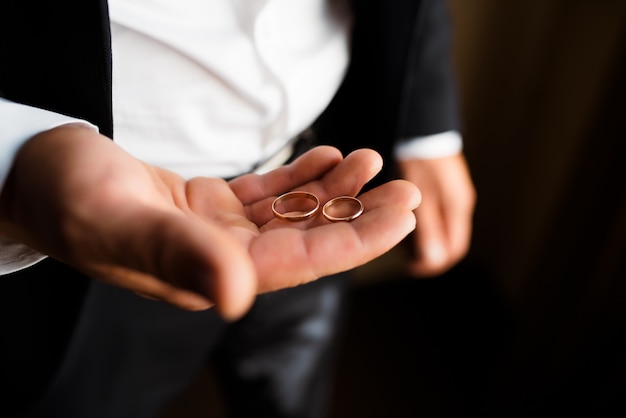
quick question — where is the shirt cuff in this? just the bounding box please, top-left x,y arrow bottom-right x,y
393,130 -> 463,160
0,97 -> 98,191
0,237 -> 47,275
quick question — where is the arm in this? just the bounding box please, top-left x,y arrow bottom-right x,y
393,0 -> 476,277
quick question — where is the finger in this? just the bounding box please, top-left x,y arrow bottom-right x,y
151,213 -> 258,320
229,146 -> 343,204
408,196 -> 451,277
79,207 -> 258,320
354,178 -> 422,212
85,264 -> 215,312
306,177 -> 420,228
443,201 -> 474,266
250,180 -> 421,292
313,148 -> 383,199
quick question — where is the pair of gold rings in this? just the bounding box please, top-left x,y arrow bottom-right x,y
272,191 -> 364,222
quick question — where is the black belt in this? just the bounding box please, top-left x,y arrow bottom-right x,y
225,127 -> 318,180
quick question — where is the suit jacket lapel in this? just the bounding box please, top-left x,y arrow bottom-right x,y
0,0 -> 114,138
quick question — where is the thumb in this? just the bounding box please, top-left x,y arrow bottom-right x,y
163,215 -> 258,320
87,208 -> 258,320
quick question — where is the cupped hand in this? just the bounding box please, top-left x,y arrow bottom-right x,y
0,125 -> 421,319
397,153 -> 476,277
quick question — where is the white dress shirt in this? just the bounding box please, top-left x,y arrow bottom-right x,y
0,0 -> 461,274
109,0 -> 353,179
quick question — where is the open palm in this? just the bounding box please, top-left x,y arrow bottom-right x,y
1,126 -> 421,319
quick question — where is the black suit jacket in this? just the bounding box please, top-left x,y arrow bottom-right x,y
0,0 -> 459,414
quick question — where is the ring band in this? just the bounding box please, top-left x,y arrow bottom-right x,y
272,191 -> 320,222
322,196 -> 364,222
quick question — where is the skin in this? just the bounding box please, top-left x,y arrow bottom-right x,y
0,124 -> 422,320
397,154 -> 476,278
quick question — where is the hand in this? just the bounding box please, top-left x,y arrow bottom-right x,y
397,153 -> 476,277
0,125 -> 421,319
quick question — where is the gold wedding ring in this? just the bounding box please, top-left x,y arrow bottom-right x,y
322,196 -> 364,222
272,191 -> 320,222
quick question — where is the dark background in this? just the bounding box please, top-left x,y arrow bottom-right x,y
163,1 -> 626,416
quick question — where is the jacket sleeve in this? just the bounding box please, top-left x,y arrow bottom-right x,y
314,0 -> 461,175
395,0 -> 460,139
